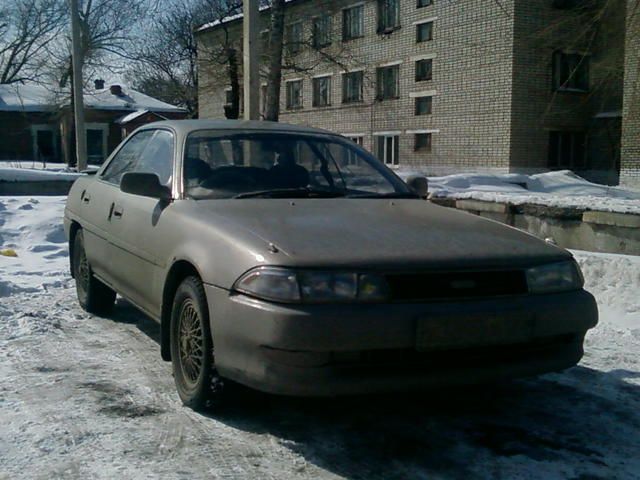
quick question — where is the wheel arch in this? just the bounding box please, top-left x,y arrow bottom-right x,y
160,260 -> 204,361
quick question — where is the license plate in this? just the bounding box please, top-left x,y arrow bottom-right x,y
416,312 -> 535,351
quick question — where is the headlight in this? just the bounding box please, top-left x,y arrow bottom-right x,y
234,267 -> 390,303
234,267 -> 300,302
526,260 -> 583,294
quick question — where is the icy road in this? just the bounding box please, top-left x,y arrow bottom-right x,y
1,196 -> 639,479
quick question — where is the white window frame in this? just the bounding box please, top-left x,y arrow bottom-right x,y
343,133 -> 365,164
342,3 -> 365,40
312,75 -> 332,107
285,79 -> 303,109
373,132 -> 400,166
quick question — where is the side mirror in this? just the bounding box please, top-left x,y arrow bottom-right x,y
121,172 -> 172,201
406,175 -> 428,198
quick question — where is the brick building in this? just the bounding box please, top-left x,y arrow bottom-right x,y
196,0 -> 638,186
0,82 -> 187,165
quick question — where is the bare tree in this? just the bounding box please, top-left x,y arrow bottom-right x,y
263,0 -> 285,121
50,0 -> 145,89
0,0 -> 65,84
128,0 -> 241,118
260,0 -> 363,121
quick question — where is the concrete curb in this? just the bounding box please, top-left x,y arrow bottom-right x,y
433,198 -> 640,255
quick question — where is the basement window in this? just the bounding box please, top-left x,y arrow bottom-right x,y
548,131 -> 586,169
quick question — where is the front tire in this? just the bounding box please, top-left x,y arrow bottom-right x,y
73,230 -> 116,314
170,276 -> 226,410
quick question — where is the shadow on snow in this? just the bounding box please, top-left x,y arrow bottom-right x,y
109,298 -> 640,480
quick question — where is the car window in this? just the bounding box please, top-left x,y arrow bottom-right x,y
183,131 -> 410,199
101,130 -> 154,185
134,130 -> 174,185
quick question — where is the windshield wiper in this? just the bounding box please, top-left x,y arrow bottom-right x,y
233,187 -> 346,199
346,191 -> 420,199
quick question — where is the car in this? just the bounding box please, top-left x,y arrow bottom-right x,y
64,120 -> 598,410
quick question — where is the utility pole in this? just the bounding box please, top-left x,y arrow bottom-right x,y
69,0 -> 87,171
243,0 -> 260,120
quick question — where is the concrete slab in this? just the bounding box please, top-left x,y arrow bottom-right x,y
456,200 -> 510,213
582,211 -> 640,228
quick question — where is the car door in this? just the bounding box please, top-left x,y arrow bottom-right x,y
106,129 -> 176,318
79,130 -> 155,287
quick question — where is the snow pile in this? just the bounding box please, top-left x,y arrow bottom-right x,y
0,196 -> 70,291
0,167 -> 82,182
575,250 -> 640,330
398,169 -> 640,214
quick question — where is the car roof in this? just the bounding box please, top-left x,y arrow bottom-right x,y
138,119 -> 340,137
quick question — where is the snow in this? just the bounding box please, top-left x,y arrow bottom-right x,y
397,169 -> 640,214
1,195 -> 639,479
0,83 -> 186,113
0,167 -> 82,182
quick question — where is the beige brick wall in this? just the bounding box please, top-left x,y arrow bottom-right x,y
509,0 -> 625,184
198,0 -> 515,175
197,0 -> 628,181
620,0 -> 640,188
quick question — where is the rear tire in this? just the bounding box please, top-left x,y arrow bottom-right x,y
170,276 -> 227,410
73,230 -> 116,315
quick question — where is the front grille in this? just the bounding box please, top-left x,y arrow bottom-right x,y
385,270 -> 528,301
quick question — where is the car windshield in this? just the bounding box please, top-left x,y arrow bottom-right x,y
183,131 -> 412,199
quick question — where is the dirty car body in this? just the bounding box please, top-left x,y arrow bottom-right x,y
64,120 -> 598,402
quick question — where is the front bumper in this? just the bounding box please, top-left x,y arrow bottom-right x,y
205,286 -> 598,396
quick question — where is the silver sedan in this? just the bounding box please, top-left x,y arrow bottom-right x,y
64,120 -> 598,410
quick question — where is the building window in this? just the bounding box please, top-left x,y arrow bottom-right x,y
377,0 -> 400,33
285,22 -> 303,54
347,136 -> 364,147
31,125 -> 59,163
225,89 -> 233,104
313,76 -> 331,107
342,71 -> 363,103
346,136 -> 364,164
313,15 -> 332,48
343,5 -> 364,40
549,131 -> 586,168
86,123 -> 109,164
415,96 -> 432,115
376,135 -> 399,165
285,80 -> 303,109
376,65 -> 399,100
417,0 -> 433,7
414,133 -> 432,152
416,21 -> 433,42
415,59 -> 433,81
552,51 -> 589,92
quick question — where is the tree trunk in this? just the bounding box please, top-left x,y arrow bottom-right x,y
225,47 -> 241,119
264,0 -> 286,122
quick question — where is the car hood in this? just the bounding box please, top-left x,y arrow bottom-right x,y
193,199 -> 571,270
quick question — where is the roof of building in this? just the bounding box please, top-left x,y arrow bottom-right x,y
196,0 -> 299,33
0,83 -> 187,113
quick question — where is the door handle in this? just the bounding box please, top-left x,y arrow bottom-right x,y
112,205 -> 124,218
81,190 -> 91,203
